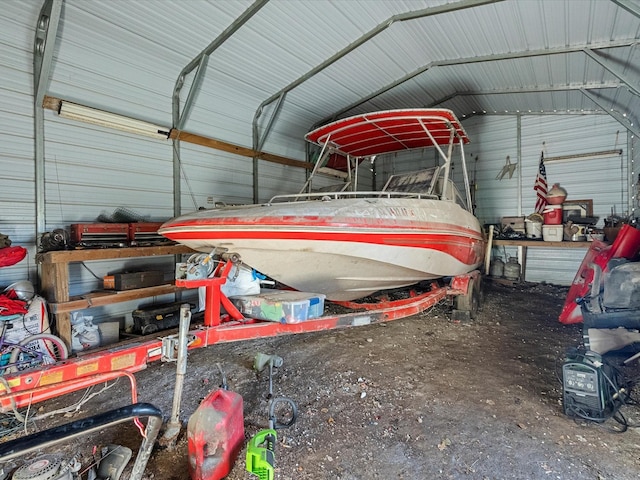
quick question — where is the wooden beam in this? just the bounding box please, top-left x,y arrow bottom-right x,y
168,129 -> 312,169
42,95 -> 313,170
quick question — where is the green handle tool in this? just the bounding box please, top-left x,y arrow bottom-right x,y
246,428 -> 277,480
247,353 -> 298,480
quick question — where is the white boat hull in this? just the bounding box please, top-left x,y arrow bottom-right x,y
160,197 -> 484,301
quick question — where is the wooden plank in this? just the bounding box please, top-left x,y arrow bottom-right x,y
56,313 -> 72,349
37,245 -> 195,264
493,239 -> 592,248
39,262 -> 69,303
169,129 -> 313,169
50,284 -> 187,314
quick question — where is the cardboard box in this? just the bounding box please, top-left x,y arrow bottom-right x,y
103,271 -> 165,291
501,216 -> 525,233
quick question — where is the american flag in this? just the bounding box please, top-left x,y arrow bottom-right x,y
534,152 -> 547,213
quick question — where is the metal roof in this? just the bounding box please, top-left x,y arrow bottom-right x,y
41,0 -> 640,156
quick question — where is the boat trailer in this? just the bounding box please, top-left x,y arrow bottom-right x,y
0,258 -> 481,412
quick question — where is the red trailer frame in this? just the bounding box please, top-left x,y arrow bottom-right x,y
0,260 -> 479,412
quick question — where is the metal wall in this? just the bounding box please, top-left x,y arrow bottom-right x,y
464,113 -> 630,284
1,2 -> 637,324
1,3 -> 41,285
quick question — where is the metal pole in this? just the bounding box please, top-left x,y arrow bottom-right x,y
161,304 -> 192,448
33,0 -> 62,245
129,414 -> 164,480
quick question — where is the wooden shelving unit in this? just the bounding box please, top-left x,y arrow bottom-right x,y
493,239 -> 592,249
37,244 -> 195,347
492,238 -> 594,281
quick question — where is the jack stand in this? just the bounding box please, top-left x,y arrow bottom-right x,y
160,304 -> 192,448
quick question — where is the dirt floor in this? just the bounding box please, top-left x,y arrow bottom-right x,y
3,280 -> 640,479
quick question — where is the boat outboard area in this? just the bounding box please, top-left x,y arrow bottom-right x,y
159,109 -> 485,302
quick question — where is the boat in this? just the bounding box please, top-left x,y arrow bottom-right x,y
159,109 -> 485,301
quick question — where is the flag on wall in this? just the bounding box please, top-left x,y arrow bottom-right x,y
534,151 -> 547,213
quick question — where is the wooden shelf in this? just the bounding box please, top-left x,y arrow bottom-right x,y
37,244 -> 194,264
492,238 -> 596,283
37,244 -> 195,347
49,284 -> 186,314
493,239 -> 594,248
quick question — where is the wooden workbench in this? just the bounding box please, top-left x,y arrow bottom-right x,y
492,238 -> 594,281
37,244 -> 195,347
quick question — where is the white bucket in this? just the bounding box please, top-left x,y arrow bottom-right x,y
525,220 -> 542,239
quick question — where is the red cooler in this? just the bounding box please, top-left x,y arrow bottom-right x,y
543,205 -> 563,225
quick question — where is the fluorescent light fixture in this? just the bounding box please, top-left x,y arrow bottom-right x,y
545,149 -> 622,163
58,101 -> 170,139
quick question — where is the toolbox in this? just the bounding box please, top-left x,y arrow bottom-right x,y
230,289 -> 326,324
103,271 -> 165,291
132,301 -> 194,335
70,222 -> 168,247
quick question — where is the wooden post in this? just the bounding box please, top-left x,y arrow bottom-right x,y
484,225 -> 494,275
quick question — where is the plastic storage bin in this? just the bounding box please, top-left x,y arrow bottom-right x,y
231,289 -> 325,324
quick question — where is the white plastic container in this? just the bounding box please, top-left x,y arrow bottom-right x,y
542,225 -> 563,242
525,220 -> 542,239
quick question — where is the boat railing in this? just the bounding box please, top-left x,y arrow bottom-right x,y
268,190 -> 440,204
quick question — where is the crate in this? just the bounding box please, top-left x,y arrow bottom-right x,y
231,289 -> 326,324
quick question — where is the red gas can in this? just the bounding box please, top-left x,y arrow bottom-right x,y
187,388 -> 244,480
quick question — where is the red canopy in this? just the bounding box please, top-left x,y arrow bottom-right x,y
305,109 -> 469,158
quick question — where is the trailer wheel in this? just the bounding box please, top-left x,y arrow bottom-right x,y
454,275 -> 481,319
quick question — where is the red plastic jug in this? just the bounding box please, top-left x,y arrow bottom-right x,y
187,388 -> 244,480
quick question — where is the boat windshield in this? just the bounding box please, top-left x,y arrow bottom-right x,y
304,109 -> 473,212
382,166 -> 440,195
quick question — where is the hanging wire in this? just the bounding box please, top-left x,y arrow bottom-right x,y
80,262 -> 102,280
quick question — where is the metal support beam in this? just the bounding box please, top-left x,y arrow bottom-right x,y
253,0 -> 504,154
583,47 -> 640,98
252,92 -> 286,202
171,0 -> 268,216
172,0 -> 269,130
33,0 -> 62,244
611,0 -> 640,18
317,39 -> 636,128
580,88 -> 640,138
425,82 -> 622,112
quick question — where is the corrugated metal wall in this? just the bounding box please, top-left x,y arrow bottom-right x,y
464,113 -> 629,284
1,3 -> 41,285
2,1 -> 638,329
